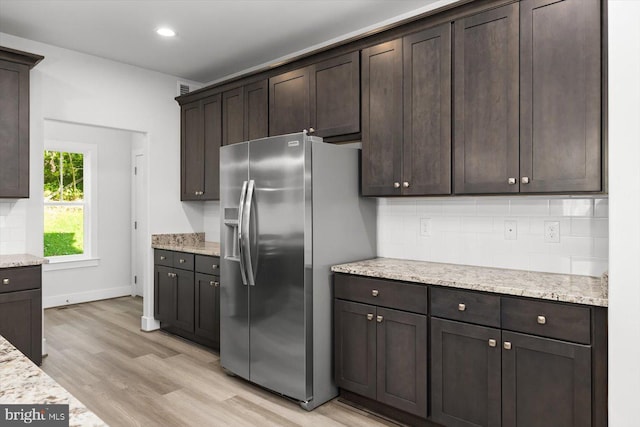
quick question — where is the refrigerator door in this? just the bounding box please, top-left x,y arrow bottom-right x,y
220,141 -> 250,379
247,133 -> 312,400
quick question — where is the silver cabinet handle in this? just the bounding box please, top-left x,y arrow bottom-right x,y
521,177 -> 530,184
537,315 -> 546,325
504,342 -> 512,350
160,256 -> 166,260
402,181 -> 410,188
488,339 -> 497,347
371,289 -> 379,297
393,182 -> 400,188
309,127 -> 315,134
376,315 -> 383,323
458,303 -> 466,312
210,281 -> 219,287
2,278 -> 9,285
237,181 -> 249,286
212,264 -> 219,270
508,177 -> 517,185
367,313 -> 374,321
167,272 -> 176,278
179,259 -> 186,264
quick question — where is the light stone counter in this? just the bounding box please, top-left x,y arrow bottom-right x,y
332,258 -> 608,307
151,233 -> 220,256
0,335 -> 107,427
0,254 -> 48,269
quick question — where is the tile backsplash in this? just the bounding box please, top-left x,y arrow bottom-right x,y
377,197 -> 608,276
0,201 -> 27,254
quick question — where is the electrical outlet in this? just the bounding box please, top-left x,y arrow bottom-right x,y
420,218 -> 431,237
504,220 -> 517,240
544,221 -> 560,243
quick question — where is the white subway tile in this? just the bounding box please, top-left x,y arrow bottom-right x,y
10,228 -> 25,243
529,253 -> 571,274
571,257 -> 608,277
476,198 -> 510,216
570,218 -> 608,237
462,217 -> 494,233
549,199 -> 594,217
530,217 -> 571,236
432,216 -> 462,233
416,200 -> 443,215
561,236 -> 595,258
389,199 -> 417,215
491,251 -> 530,271
402,216 -> 419,243
593,238 -> 609,259
0,241 -> 7,254
386,216 -> 405,244
509,199 -> 549,216
594,198 -> 609,218
492,217 -> 530,235
442,199 -> 477,216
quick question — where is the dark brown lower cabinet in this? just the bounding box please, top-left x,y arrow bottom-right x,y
195,273 -> 220,349
334,299 -> 427,418
431,318 -> 501,427
502,331 -> 592,427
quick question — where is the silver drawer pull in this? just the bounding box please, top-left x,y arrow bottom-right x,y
210,281 -> 220,287
508,177 -> 517,185
504,341 -> 512,350
168,272 -> 176,278
212,265 -> 219,270
376,315 -> 383,323
160,256 -> 166,260
2,278 -> 9,285
537,315 -> 546,325
458,303 -> 466,312
179,259 -> 186,264
367,313 -> 374,321
521,176 -> 530,184
393,182 -> 400,189
488,339 -> 497,347
371,289 -> 379,297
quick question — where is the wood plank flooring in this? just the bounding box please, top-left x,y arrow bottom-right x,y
42,297 -> 398,427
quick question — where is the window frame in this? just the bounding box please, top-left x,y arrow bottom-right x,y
43,140 -> 98,268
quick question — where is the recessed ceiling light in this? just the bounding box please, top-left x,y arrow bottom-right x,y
156,27 -> 176,37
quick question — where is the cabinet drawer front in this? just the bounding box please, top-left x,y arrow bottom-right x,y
501,297 -> 591,344
430,287 -> 500,327
0,266 -> 41,294
173,253 -> 195,271
334,274 -> 427,314
195,255 -> 220,275
154,250 -> 174,267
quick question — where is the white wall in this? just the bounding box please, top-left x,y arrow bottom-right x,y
203,201 -> 221,242
0,201 -> 27,254
378,197 -> 608,276
608,1 -> 640,426
0,32 -> 204,327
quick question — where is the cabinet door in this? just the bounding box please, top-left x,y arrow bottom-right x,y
222,87 -> 245,146
376,307 -> 427,418
310,51 -> 360,138
361,39 -> 403,196
245,80 -> 268,141
195,273 -> 220,348
454,3 -> 519,194
431,318 -> 501,427
174,269 -> 195,332
334,300 -> 376,399
155,265 -> 175,323
202,94 -> 222,200
502,331 -> 592,427
519,0 -> 601,192
403,24 -> 452,195
181,101 -> 203,200
269,67 -> 311,136
0,289 -> 41,365
0,60 -> 29,198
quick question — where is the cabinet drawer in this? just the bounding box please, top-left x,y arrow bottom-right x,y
173,253 -> 195,271
195,255 -> 220,275
430,287 -> 500,328
154,250 -> 174,267
501,297 -> 591,344
0,266 -> 41,294
334,274 -> 427,314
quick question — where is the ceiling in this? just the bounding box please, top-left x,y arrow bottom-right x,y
0,0 -> 441,83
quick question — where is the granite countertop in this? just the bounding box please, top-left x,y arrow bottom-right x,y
0,335 -> 107,427
0,254 -> 48,269
151,233 -> 220,256
332,258 -> 608,307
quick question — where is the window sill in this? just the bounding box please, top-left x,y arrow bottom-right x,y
43,257 -> 100,271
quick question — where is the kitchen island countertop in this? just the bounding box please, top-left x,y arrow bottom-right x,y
0,335 -> 107,427
332,258 -> 608,307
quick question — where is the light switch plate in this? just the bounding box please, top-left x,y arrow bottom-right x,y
504,220 -> 517,240
420,218 -> 431,237
544,221 -> 560,243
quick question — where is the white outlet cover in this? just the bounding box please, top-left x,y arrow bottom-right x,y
504,220 -> 517,240
420,218 -> 431,237
544,221 -> 560,243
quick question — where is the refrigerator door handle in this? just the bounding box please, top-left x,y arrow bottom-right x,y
237,180 -> 249,286
243,179 -> 256,286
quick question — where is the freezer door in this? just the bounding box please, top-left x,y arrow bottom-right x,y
220,141 -> 250,379
247,133 -> 312,400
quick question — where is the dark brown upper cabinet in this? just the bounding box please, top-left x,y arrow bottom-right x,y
519,0 -> 601,193
181,94 -> 221,201
269,51 -> 360,138
0,47 -> 43,199
454,3 -> 520,195
362,23 -> 452,197
222,79 -> 268,146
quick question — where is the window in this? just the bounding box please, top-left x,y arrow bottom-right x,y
43,141 -> 97,263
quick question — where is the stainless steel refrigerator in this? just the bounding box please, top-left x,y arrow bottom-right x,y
219,131 -> 376,410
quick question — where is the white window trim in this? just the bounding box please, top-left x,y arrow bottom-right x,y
43,140 -> 98,268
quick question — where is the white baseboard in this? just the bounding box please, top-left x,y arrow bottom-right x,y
43,286 -> 133,309
141,315 -> 160,331
42,338 -> 47,357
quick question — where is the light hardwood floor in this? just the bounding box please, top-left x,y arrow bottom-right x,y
42,297 -> 397,427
